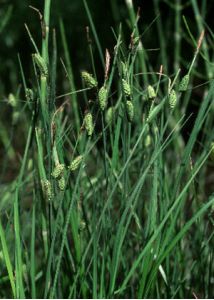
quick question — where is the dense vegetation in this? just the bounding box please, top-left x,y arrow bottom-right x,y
0,0 -> 214,298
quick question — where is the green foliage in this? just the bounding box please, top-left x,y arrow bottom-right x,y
0,0 -> 214,299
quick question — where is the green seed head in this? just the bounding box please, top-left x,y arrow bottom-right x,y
69,155 -> 83,171
41,179 -> 52,201
126,100 -> 134,122
33,53 -> 48,77
27,158 -> 33,171
145,134 -> 152,147
179,74 -> 189,92
121,62 -> 128,78
84,112 -> 94,136
25,88 -> 34,102
98,86 -> 108,111
8,93 -> 17,108
169,89 -> 177,109
122,79 -> 131,98
105,106 -> 114,124
81,71 -> 98,88
79,220 -> 86,231
147,85 -> 156,99
51,163 -> 65,179
58,177 -> 66,191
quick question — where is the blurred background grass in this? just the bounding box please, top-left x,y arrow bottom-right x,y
0,1 -> 214,298
1,0 -> 214,94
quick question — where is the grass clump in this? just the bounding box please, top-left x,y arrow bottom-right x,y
0,0 -> 214,299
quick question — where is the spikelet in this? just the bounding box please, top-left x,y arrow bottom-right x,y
126,100 -> 134,122
179,74 -> 189,92
122,79 -> 131,98
145,134 -> 152,147
169,89 -> 177,109
79,220 -> 86,231
121,62 -> 128,78
153,125 -> 159,135
69,155 -> 83,171
51,163 -> 65,179
41,179 -> 52,201
25,88 -> 34,102
81,71 -> 98,88
147,85 -> 156,99
105,107 -> 114,124
58,177 -> 66,191
84,112 -> 94,136
33,53 -> 48,77
27,158 -> 33,171
8,93 -> 17,108
98,86 -> 108,111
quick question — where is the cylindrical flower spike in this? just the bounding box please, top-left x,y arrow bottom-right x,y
106,107 -> 114,124
25,88 -> 34,102
8,93 -> 17,108
145,134 -> 152,147
41,179 -> 52,201
179,74 -> 189,92
121,62 -> 128,78
81,71 -> 98,88
126,100 -> 134,122
84,112 -> 94,136
122,79 -> 131,98
169,89 -> 177,109
147,85 -> 156,99
79,220 -> 86,231
51,163 -> 65,179
98,86 -> 108,111
58,177 -> 66,191
69,155 -> 83,171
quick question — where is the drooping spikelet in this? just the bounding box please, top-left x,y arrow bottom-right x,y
58,177 -> 66,191
147,85 -> 156,99
105,107 -> 114,124
122,79 -> 131,98
33,53 -> 48,77
121,62 -> 128,78
81,71 -> 98,88
145,134 -> 152,147
25,88 -> 34,102
69,155 -> 83,171
126,100 -> 134,122
178,74 -> 189,92
84,112 -> 94,136
169,89 -> 177,109
8,93 -> 17,108
41,179 -> 52,201
51,163 -> 65,179
98,86 -> 108,111
79,220 -> 86,231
